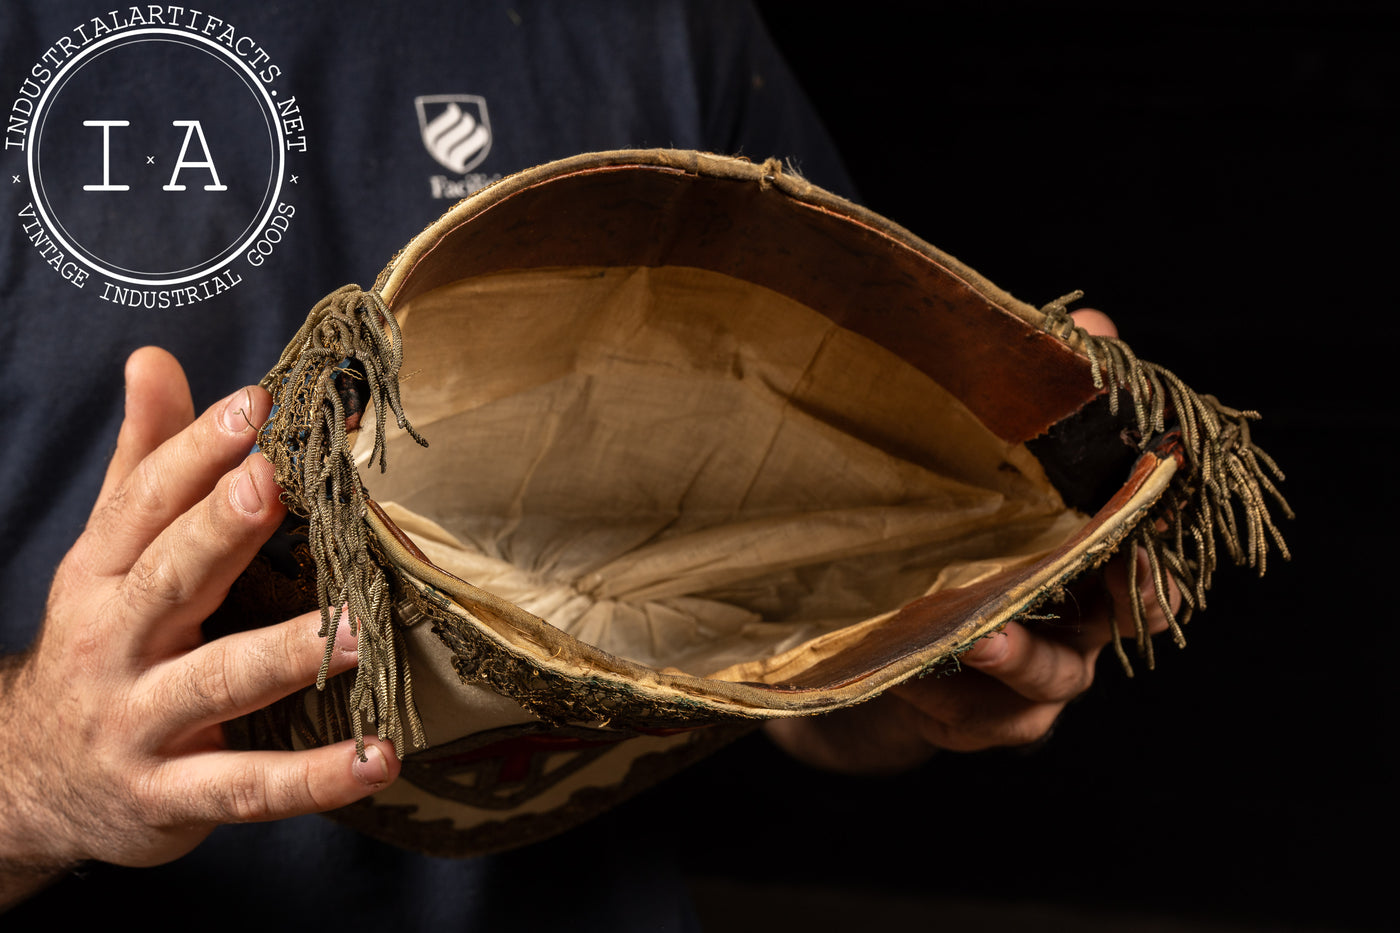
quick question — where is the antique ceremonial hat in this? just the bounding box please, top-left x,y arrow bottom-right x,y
228,150 -> 1289,856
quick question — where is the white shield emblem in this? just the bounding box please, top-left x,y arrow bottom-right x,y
414,95 -> 492,174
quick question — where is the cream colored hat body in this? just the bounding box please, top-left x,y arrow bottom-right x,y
235,150 -> 1288,856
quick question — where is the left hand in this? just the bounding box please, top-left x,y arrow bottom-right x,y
764,309 -> 1180,773
765,547 -> 1179,772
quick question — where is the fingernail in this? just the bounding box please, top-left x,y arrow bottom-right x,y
353,744 -> 390,787
221,387 -> 256,433
231,464 -> 264,514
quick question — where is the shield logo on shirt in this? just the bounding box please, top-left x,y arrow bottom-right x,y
415,95 -> 493,174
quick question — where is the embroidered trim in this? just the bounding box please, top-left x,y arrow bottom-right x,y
258,284 -> 429,757
1040,292 -> 1292,672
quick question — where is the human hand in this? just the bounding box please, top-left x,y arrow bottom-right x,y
0,348 -> 400,907
764,309 -> 1181,773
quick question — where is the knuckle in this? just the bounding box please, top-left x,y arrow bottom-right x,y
178,640 -> 244,715
1000,708 -> 1061,747
919,701 -> 1001,753
123,552 -> 189,612
127,456 -> 171,515
237,758 -> 323,821
233,627 -> 297,705
126,767 -> 172,827
1013,642 -> 1096,703
64,617 -> 113,678
221,760 -> 274,823
913,716 -> 964,752
1046,656 -> 1095,701
293,759 -> 331,813
915,688 -> 1065,752
281,620 -> 319,681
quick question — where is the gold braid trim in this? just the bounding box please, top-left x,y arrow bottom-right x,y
258,284 -> 429,758
1040,292 -> 1292,673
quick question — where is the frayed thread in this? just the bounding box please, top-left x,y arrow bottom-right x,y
259,284 -> 429,758
1041,292 -> 1292,674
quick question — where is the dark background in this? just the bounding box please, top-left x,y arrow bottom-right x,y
667,2 -> 1392,931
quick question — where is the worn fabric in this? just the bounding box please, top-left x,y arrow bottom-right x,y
371,266 -> 1080,678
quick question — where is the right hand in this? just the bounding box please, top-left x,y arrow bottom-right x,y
0,347 -> 400,908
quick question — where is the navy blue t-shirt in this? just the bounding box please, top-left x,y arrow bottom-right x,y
0,1 -> 850,926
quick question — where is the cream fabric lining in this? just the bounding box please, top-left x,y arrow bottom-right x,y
357,266 -> 1086,682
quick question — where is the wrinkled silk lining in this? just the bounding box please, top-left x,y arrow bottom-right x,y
356,266 -> 1085,681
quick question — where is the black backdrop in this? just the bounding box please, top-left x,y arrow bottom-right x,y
663,3 -> 1394,931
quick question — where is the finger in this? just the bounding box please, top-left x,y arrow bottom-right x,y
164,737 -> 400,826
958,621 -> 1097,704
892,672 -> 1062,752
81,385 -> 273,580
150,610 -> 357,733
1102,547 -> 1180,642
1070,307 -> 1118,338
96,348 -> 196,509
119,451 -> 286,652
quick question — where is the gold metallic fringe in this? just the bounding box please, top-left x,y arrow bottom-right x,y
1040,292 -> 1292,674
259,284 -> 429,758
